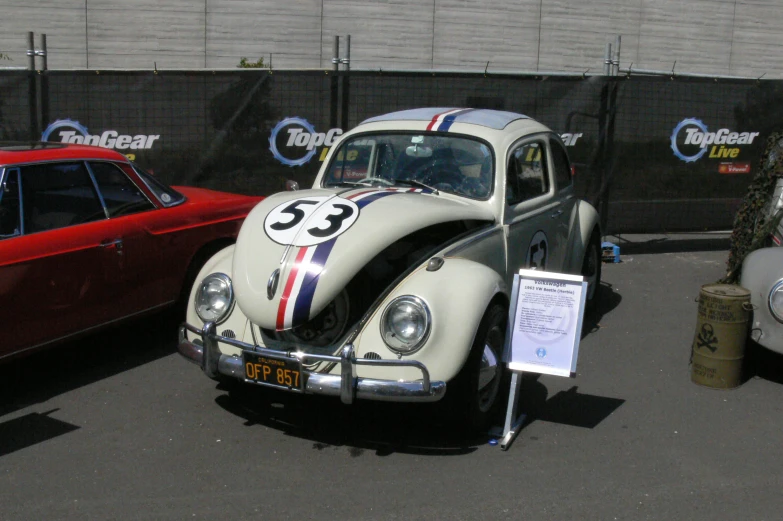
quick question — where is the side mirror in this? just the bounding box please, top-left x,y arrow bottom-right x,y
285,180 -> 299,191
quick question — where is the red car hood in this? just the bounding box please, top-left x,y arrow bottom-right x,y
173,186 -> 263,207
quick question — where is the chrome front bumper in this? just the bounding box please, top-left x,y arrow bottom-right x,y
178,322 -> 446,404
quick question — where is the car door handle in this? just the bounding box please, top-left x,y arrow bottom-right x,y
549,209 -> 563,219
100,238 -> 124,252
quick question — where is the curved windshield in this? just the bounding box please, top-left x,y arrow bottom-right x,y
322,133 -> 494,199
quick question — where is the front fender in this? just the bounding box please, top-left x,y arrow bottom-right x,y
185,245 -> 250,351
740,247 -> 783,354
564,200 -> 601,274
352,258 -> 508,382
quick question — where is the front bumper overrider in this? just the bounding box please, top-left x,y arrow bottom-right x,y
178,322 -> 446,404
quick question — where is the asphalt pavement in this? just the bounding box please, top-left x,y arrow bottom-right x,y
2,233 -> 783,521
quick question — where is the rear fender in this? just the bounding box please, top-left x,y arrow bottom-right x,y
563,200 -> 601,274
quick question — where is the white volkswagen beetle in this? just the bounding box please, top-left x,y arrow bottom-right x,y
178,108 -> 601,429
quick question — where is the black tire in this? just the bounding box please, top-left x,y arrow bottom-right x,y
582,229 -> 602,309
445,302 -> 507,433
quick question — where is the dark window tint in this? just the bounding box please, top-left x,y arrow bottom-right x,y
21,162 -> 105,233
550,139 -> 572,190
89,162 -> 155,217
506,142 -> 549,206
0,169 -> 21,238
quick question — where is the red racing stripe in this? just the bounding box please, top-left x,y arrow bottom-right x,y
276,246 -> 309,330
426,108 -> 461,131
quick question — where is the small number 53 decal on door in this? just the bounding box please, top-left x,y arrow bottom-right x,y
264,196 -> 360,246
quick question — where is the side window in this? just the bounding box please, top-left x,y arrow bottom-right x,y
0,169 -> 22,238
506,141 -> 550,206
550,139 -> 572,190
89,162 -> 155,217
21,162 -> 105,234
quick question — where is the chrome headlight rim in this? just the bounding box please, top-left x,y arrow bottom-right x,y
194,272 -> 235,325
380,295 -> 432,355
769,279 -> 783,323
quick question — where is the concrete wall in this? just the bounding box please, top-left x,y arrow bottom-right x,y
1,0 -> 782,77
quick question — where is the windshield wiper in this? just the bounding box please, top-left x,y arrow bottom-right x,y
392,179 -> 439,195
326,181 -> 370,187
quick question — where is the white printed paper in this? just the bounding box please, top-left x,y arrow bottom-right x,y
506,269 -> 587,377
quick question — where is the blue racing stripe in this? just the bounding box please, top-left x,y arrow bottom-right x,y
437,108 -> 475,131
355,191 -> 398,208
291,238 -> 337,327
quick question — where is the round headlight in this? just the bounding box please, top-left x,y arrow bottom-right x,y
195,273 -> 234,324
769,280 -> 783,323
380,295 -> 431,354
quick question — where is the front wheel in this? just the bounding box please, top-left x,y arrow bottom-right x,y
445,303 -> 507,432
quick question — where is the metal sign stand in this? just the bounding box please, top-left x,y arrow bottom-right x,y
497,371 -> 526,450
490,273 -> 527,451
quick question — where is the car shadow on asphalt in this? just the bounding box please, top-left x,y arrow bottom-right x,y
215,384 -> 482,456
582,282 -> 622,339
213,371 -> 625,456
743,340 -> 783,385
609,236 -> 731,255
0,309 -> 180,419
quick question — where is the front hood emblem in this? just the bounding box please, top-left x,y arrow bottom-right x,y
267,268 -> 280,300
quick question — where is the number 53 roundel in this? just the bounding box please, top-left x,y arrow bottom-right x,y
263,196 -> 360,247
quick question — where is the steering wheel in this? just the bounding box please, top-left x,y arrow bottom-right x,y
355,176 -> 394,186
409,163 -> 464,191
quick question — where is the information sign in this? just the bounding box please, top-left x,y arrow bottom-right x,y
506,269 -> 587,377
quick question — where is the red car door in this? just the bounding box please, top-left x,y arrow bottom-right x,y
85,161 -> 167,319
0,162 -> 126,359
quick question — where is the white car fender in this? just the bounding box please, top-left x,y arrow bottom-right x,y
563,199 -> 601,274
740,247 -> 783,354
185,244 -> 250,352
350,258 -> 508,383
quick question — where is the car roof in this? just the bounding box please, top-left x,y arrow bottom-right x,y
359,108 -> 530,130
0,142 -> 129,167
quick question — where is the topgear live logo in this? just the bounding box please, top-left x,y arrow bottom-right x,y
670,118 -> 759,163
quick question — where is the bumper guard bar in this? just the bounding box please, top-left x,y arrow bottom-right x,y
178,321 -> 446,404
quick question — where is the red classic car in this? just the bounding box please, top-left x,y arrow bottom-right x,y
0,143 -> 262,360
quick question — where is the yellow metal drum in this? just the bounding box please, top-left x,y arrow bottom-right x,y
691,283 -> 752,389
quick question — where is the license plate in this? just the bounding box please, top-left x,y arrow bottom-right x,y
242,351 -> 302,391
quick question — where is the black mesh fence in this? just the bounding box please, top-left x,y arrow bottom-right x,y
0,71 -> 34,141
2,68 -> 781,234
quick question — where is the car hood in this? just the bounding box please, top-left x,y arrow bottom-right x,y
233,187 -> 494,331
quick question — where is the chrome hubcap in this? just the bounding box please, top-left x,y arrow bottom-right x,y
477,324 -> 503,412
478,345 -> 499,391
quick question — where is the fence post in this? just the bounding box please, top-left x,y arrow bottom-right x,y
26,32 -> 39,140
612,35 -> 621,76
330,36 -> 340,128
340,35 -> 350,130
27,32 -> 35,71
40,34 -> 49,131
603,43 -> 612,75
